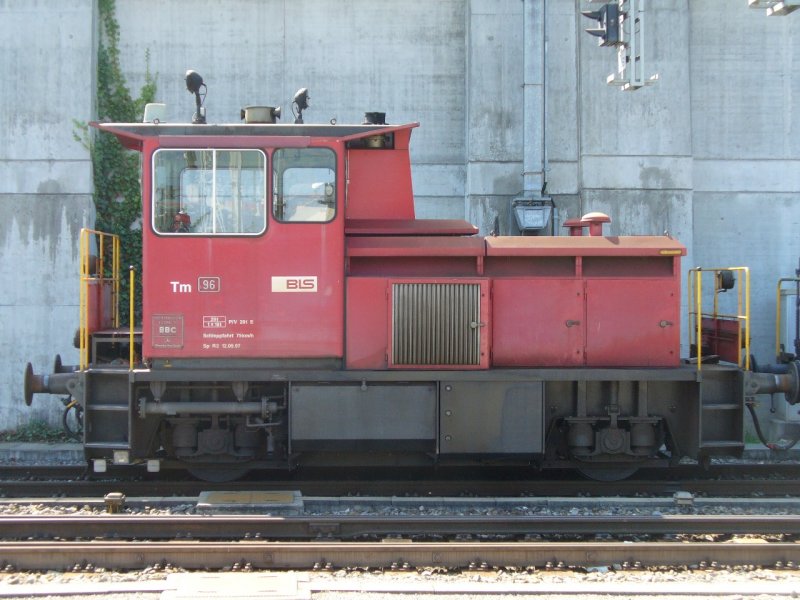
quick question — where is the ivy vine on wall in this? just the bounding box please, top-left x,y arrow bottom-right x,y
76,0 -> 156,320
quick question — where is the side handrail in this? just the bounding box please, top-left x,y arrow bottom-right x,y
687,267 -> 750,371
79,228 -> 120,370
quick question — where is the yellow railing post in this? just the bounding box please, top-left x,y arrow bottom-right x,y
776,279 -> 784,361
744,267 -> 750,371
696,269 -> 702,371
129,266 -> 135,370
114,236 -> 121,328
79,230 -> 88,370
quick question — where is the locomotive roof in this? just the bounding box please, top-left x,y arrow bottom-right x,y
90,121 -> 419,151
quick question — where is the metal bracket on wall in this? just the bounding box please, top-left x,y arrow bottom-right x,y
748,0 -> 800,16
609,0 -> 658,90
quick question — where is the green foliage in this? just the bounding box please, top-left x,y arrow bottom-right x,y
0,420 -> 71,443
78,0 -> 156,320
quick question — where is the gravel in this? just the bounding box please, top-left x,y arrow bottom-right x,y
0,496 -> 799,517
1,566 -> 800,600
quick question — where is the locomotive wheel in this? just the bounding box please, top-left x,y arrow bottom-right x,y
577,465 -> 639,481
187,465 -> 251,482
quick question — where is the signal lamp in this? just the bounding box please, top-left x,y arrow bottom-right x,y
185,70 -> 207,124
293,88 -> 310,124
581,3 -> 620,47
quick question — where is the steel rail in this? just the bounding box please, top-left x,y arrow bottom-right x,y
0,540 -> 797,571
3,514 -> 800,541
2,466 -> 800,498
2,478 -> 800,498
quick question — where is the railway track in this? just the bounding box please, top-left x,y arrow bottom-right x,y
2,462 -> 798,574
2,463 -> 800,497
1,539 -> 797,571
0,508 -> 797,571
2,513 -> 800,540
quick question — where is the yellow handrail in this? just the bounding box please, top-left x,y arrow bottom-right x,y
776,277 -> 800,362
129,266 -> 135,370
78,228 -> 121,370
113,235 -> 120,328
687,267 -> 750,371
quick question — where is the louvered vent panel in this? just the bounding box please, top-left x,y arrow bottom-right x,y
392,283 -> 481,366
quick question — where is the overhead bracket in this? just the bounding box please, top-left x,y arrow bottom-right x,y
748,0 -> 800,16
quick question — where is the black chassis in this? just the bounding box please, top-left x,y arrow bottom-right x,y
78,359 -> 745,472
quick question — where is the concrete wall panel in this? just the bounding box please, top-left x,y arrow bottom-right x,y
412,164 -> 466,199
544,1 -> 579,196
0,0 -> 95,428
582,156 -> 693,191
465,0 -> 524,234
0,195 -> 94,428
545,2 -> 579,163
547,161 -> 580,196
0,161 -> 92,196
694,159 -> 800,193
0,1 -> 95,163
466,1 -> 523,163
691,1 -> 800,159
414,196 -> 466,220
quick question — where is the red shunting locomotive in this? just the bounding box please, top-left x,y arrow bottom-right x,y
25,75 -> 800,481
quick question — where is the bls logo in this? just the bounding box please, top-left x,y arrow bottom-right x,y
271,276 -> 318,293
286,278 -> 316,290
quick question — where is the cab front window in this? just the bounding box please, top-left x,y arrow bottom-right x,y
153,149 -> 267,235
273,148 -> 336,223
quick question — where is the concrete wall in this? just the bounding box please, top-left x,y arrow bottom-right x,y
2,0 -> 800,430
0,0 -> 95,428
690,2 -> 800,361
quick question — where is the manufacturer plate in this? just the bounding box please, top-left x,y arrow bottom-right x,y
151,314 -> 184,348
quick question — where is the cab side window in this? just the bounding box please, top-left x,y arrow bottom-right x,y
153,149 -> 267,235
272,148 -> 336,223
